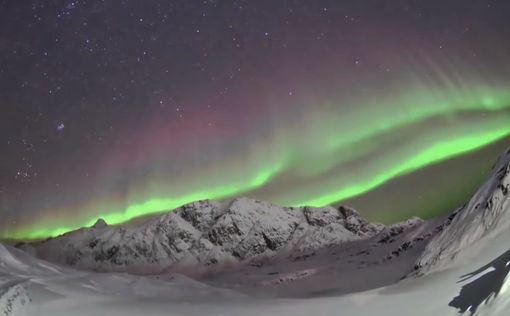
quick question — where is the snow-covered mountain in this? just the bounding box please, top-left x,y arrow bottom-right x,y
18,146 -> 510,280
19,198 -> 396,273
3,147 -> 510,315
415,147 -> 510,274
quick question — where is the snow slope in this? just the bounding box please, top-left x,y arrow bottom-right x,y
2,224 -> 510,316
416,147 -> 510,274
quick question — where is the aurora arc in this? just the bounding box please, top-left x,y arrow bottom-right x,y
4,86 -> 510,240
287,127 -> 510,207
7,163 -> 285,240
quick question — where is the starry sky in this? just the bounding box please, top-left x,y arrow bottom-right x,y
1,0 -> 510,239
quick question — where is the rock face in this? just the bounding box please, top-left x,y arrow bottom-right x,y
20,198 -> 387,273
415,147 -> 510,273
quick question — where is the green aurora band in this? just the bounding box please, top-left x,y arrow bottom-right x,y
287,127 -> 510,207
4,83 -> 510,240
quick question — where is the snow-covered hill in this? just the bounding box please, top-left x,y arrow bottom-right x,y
0,243 -> 66,316
416,147 -> 510,273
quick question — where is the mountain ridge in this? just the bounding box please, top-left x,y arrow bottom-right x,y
18,197 -> 413,273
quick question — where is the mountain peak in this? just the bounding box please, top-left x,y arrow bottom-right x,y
92,218 -> 108,229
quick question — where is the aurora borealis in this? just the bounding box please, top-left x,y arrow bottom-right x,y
1,1 -> 510,240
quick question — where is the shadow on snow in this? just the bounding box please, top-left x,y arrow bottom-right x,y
449,248 -> 510,315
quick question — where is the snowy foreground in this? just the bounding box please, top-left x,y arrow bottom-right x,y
1,148 -> 510,316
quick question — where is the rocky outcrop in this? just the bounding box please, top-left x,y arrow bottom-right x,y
375,217 -> 424,245
19,198 -> 388,273
0,280 -> 31,316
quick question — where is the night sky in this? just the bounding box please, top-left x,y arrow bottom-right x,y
1,0 -> 510,239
